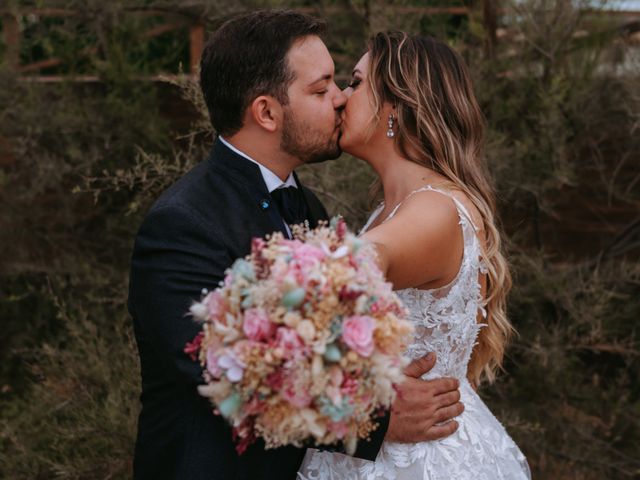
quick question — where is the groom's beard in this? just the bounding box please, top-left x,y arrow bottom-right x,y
281,109 -> 342,164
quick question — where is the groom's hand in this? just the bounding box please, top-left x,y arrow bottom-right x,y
385,352 -> 463,443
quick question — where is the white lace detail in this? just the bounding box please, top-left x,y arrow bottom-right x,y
298,186 -> 531,480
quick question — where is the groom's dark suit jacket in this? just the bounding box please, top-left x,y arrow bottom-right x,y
128,138 -> 390,480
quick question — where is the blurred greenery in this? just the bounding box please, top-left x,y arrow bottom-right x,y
1,0 -> 639,478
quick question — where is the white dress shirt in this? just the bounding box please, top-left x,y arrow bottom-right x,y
219,137 -> 297,192
219,136 -> 298,236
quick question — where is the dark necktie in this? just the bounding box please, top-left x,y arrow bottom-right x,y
271,186 -> 308,227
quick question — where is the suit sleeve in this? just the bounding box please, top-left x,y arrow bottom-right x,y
128,204 -> 233,385
352,410 -> 391,461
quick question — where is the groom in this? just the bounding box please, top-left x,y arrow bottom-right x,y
128,10 -> 463,480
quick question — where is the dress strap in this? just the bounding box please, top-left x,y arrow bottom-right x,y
385,185 -> 481,232
360,202 -> 384,234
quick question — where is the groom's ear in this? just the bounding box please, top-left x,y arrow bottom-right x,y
249,95 -> 282,133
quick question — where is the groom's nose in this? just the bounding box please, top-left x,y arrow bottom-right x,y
333,86 -> 347,110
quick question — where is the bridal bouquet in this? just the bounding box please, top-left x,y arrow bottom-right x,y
185,218 -> 413,455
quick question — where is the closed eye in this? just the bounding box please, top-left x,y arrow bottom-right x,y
347,79 -> 361,89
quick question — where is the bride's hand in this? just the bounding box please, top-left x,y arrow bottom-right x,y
385,352 -> 464,442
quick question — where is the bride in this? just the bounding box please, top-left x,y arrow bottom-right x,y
298,32 -> 531,479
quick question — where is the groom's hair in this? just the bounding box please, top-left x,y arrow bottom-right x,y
200,10 -> 327,137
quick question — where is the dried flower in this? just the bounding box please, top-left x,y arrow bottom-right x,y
186,218 -> 413,454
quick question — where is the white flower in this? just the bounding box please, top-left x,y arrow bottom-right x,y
344,435 -> 358,456
355,295 -> 369,314
320,241 -> 349,259
300,408 -> 326,439
213,322 -> 241,344
218,352 -> 246,383
311,354 -> 324,377
189,302 -> 208,319
331,245 -> 349,259
283,312 -> 302,328
197,380 -> 232,399
296,319 -> 316,341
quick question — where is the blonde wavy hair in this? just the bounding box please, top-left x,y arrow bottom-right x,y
367,31 -> 514,385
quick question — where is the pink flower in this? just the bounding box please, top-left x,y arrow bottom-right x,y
342,315 -> 375,357
184,332 -> 203,361
292,243 -> 326,269
251,238 -> 270,279
281,374 -> 312,407
341,376 -> 359,396
339,285 -> 363,302
370,302 -> 380,314
282,239 -> 304,249
206,347 -> 222,377
331,421 -> 349,439
265,370 -> 284,390
335,217 -> 347,240
204,291 -> 226,319
232,418 -> 257,455
251,237 -> 265,254
242,308 -> 275,341
244,396 -> 266,416
270,260 -> 290,285
274,327 -> 306,359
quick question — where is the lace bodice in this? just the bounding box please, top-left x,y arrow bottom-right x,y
297,186 -> 531,480
360,186 -> 488,382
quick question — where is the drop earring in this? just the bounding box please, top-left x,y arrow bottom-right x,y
386,114 -> 395,138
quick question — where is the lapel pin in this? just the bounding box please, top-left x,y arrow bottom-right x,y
260,199 -> 270,210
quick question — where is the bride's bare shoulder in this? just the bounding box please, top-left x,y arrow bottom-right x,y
445,188 -> 485,232
393,188 -> 460,227
362,189 -> 463,289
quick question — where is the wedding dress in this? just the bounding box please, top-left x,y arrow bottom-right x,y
298,186 -> 531,480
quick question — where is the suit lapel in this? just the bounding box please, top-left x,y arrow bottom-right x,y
209,138 -> 289,239
209,138 -> 329,239
248,188 -> 290,238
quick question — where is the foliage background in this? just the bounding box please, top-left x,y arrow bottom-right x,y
1,0 -> 639,478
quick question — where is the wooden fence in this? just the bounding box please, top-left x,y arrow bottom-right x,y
1,8 -> 205,81
2,6 -> 639,82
